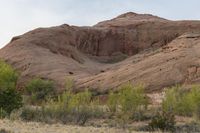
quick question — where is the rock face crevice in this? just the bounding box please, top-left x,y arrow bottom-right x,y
1,12 -> 200,93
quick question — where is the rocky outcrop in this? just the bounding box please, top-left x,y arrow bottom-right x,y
1,12 -> 200,93
76,33 -> 200,93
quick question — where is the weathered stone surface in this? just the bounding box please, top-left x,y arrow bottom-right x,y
1,12 -> 200,93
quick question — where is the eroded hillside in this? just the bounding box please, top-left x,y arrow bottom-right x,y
1,12 -> 200,93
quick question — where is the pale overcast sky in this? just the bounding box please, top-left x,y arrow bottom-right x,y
0,0 -> 199,48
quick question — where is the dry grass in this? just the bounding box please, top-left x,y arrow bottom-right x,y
0,119 -> 132,133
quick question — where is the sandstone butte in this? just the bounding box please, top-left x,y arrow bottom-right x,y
1,12 -> 200,94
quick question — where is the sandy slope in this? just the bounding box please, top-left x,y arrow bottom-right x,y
0,119 -> 133,133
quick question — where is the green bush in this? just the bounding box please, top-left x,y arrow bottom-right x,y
67,90 -> 93,125
162,85 -> 191,115
108,92 -> 119,113
0,60 -> 18,90
107,84 -> 148,121
119,84 -> 148,114
0,108 -> 7,119
50,90 -> 103,125
0,88 -> 22,114
25,78 -> 55,104
186,86 -> 200,119
68,90 -> 92,109
20,106 -> 33,121
65,78 -> 74,91
149,111 -> 175,132
21,90 -> 104,125
162,85 -> 200,118
0,60 -> 22,115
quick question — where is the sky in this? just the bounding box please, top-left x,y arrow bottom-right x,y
0,0 -> 200,48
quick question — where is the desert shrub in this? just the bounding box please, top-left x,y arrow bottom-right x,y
107,92 -> 119,113
175,121 -> 200,132
119,84 -> 147,114
48,90 -> 94,125
162,85 -> 192,115
162,85 -> 200,118
0,60 -> 22,115
65,77 -> 74,91
50,90 -> 103,125
9,108 -> 24,120
0,88 -> 22,114
107,83 -> 148,121
0,60 -> 18,90
20,107 -> 32,121
186,86 -> 200,119
25,78 -> 55,104
162,86 -> 179,113
21,90 -> 104,125
20,106 -> 42,121
68,90 -> 92,109
69,91 -> 92,124
148,111 -> 175,132
0,129 -> 13,133
0,108 -> 7,119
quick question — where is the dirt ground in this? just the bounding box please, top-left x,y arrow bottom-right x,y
0,119 -> 143,133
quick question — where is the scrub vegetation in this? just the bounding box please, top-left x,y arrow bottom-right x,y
1,60 -> 200,132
